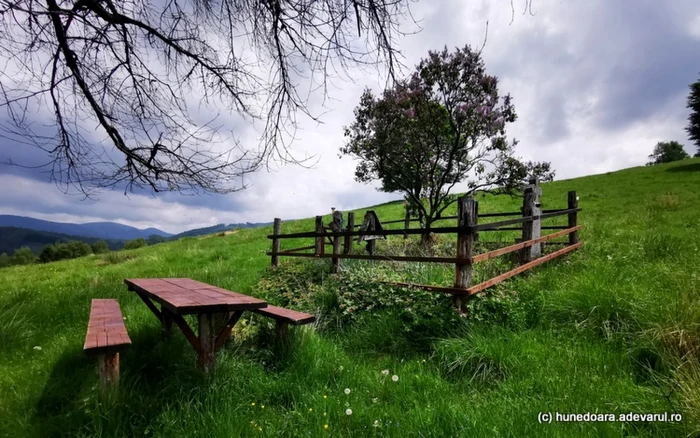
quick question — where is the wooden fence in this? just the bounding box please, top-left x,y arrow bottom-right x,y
267,186 -> 582,311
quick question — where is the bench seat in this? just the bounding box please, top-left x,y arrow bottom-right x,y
252,305 -> 315,325
84,299 -> 130,391
84,299 -> 132,355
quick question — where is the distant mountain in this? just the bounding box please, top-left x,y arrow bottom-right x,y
0,215 -> 171,240
0,227 -> 124,255
171,222 -> 273,239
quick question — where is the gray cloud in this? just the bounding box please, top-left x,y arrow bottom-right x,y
1,0 -> 699,232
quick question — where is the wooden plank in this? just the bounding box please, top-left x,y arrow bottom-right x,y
268,226 -> 465,239
266,252 -> 471,264
84,299 -> 131,355
473,208 -> 582,232
279,245 -> 316,254
466,242 -> 583,295
472,226 -> 582,263
252,305 -> 316,325
125,278 -> 267,314
381,242 -> 582,296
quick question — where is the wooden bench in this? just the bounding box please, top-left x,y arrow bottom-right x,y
83,299 -> 131,390
252,305 -> 315,338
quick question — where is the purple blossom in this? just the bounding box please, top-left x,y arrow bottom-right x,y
405,109 -> 415,119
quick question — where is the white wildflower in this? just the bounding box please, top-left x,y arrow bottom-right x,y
344,388 -> 351,395
345,409 -> 353,416
381,369 -> 390,375
392,375 -> 399,382
33,346 -> 42,351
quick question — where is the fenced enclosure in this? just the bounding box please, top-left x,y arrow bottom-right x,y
267,184 -> 582,311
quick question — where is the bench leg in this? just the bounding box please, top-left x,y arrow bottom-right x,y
198,313 -> 216,373
98,352 -> 119,390
275,321 -> 289,340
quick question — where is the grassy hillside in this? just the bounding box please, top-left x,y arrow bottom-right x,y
1,159 -> 699,437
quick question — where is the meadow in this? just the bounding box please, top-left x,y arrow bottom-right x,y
1,159 -> 699,437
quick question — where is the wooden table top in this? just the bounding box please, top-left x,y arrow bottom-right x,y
125,278 -> 267,315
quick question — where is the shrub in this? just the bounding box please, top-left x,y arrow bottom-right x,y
91,240 -> 110,254
39,240 -> 92,263
64,240 -> 92,258
124,238 -> 147,250
11,247 -> 36,265
39,244 -> 58,263
464,287 -> 530,330
257,259 -> 464,349
0,253 -> 10,268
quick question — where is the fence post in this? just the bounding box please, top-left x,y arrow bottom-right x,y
344,212 -> 354,255
568,191 -> 579,244
368,224 -> 376,256
520,179 -> 542,263
315,216 -> 324,256
404,205 -> 410,239
474,200 -> 480,243
332,230 -> 342,273
271,218 -> 281,268
453,196 -> 476,313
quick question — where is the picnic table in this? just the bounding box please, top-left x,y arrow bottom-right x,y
125,278 -> 266,372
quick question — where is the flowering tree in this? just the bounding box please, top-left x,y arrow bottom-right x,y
341,45 -> 553,236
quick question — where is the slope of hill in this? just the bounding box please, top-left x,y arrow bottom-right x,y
170,221 -> 273,239
0,215 -> 171,240
1,158 -> 699,437
0,227 -> 124,254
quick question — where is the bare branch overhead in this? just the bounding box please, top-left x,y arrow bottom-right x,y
0,0 -> 414,195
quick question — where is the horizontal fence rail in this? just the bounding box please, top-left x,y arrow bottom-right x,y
265,252 -> 471,264
382,242 -> 583,297
268,208 -> 582,240
268,187 -> 582,312
472,226 -> 581,263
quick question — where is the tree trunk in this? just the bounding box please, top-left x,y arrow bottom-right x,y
420,219 -> 434,248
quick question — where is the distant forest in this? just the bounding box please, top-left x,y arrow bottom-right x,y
0,227 -> 124,255
0,222 -> 272,269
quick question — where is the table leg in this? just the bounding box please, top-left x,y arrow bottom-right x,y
198,313 -> 216,373
162,308 -> 174,337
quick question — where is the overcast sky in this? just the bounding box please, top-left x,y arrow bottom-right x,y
1,0 -> 699,234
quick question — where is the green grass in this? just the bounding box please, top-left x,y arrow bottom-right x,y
2,159 -> 700,437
